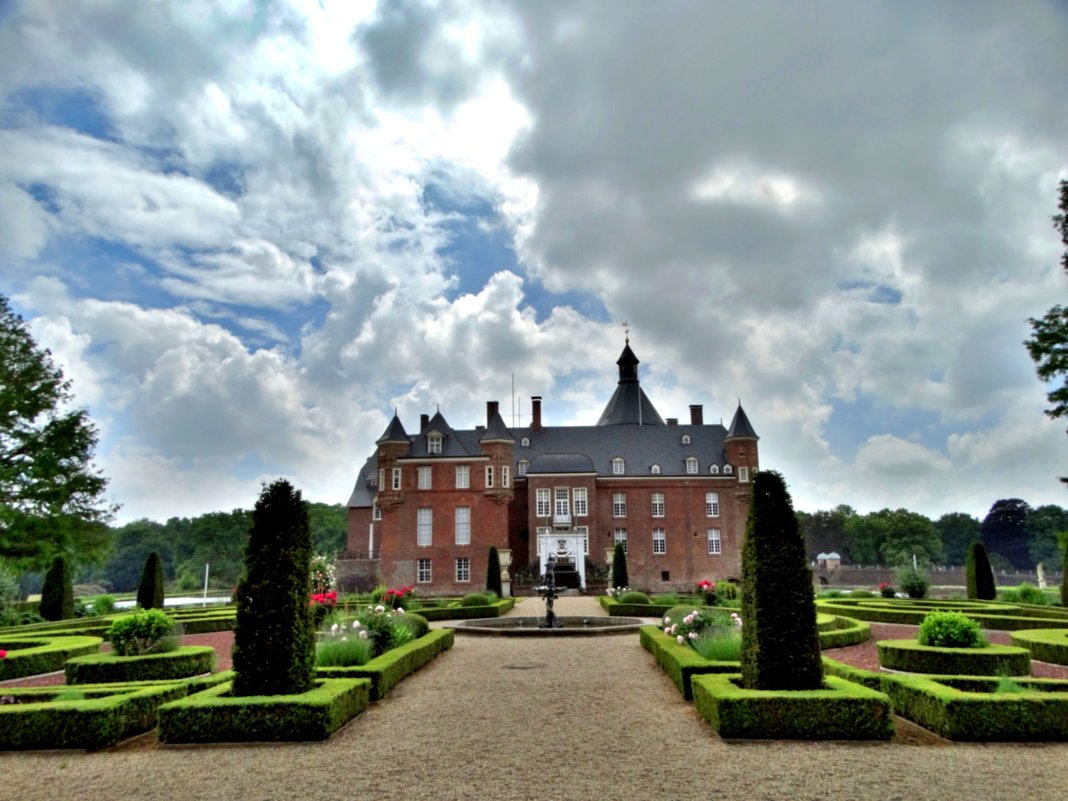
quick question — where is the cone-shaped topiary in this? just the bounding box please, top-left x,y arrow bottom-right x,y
486,546 -> 503,597
39,554 -> 74,621
1061,546 -> 1067,608
136,551 -> 165,609
740,471 -> 823,691
965,541 -> 996,600
611,542 -> 629,588
231,479 -> 316,697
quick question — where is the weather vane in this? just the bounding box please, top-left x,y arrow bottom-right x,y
622,319 -> 630,344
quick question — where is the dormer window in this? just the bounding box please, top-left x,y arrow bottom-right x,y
612,457 -> 625,475
723,464 -> 733,475
681,434 -> 691,445
685,457 -> 699,474
709,464 -> 720,474
427,433 -> 443,454
521,436 -> 530,447
518,459 -> 529,477
651,464 -> 661,474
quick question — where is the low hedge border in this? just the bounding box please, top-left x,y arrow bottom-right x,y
316,627 -> 454,700
601,598 -> 675,618
876,672 -> 1068,741
410,598 -> 514,621
1011,628 -> 1068,666
816,598 -> 1068,630
65,645 -> 217,684
0,635 -> 103,681
691,672 -> 894,740
639,625 -> 737,700
157,677 -> 370,743
0,682 -> 190,750
876,639 -> 1031,676
818,616 -> 871,649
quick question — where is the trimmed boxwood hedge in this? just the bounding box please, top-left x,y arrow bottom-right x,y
0,682 -> 190,750
878,673 -> 1068,741
691,672 -> 894,740
600,597 -> 675,618
877,639 -> 1031,675
1010,628 -> 1068,666
158,677 -> 369,743
65,645 -> 216,684
0,635 -> 103,681
316,627 -> 454,700
412,598 -> 514,621
816,597 -> 1068,631
817,616 -> 871,649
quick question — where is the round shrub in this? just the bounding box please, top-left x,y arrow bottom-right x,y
394,611 -> 429,639
618,591 -> 651,605
460,592 -> 491,607
1014,582 -> 1047,605
918,611 -> 986,648
92,595 -> 117,615
715,580 -> 738,602
895,566 -> 930,599
108,608 -> 178,656
849,589 -> 875,598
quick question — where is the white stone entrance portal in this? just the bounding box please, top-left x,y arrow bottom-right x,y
536,530 -> 587,590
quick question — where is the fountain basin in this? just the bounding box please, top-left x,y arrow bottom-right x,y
454,616 -> 644,637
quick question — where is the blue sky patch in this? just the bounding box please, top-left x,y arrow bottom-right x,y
7,85 -> 116,141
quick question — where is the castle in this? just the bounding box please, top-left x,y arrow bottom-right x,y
345,339 -> 759,593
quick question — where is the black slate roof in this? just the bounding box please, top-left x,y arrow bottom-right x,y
726,404 -> 759,440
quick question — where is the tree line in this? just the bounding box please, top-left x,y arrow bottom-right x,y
797,498 -> 1068,571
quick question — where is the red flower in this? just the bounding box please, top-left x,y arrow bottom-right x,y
0,649 -> 7,659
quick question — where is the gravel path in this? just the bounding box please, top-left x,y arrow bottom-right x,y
3,601 -> 1068,800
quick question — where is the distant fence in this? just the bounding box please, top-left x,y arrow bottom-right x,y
814,564 -> 1062,589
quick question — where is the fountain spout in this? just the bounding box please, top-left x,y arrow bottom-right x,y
534,554 -> 564,629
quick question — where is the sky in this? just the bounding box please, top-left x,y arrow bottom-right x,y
2,0 -> 1067,526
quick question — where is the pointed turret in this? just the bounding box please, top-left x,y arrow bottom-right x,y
376,412 -> 410,445
596,340 -> 665,426
725,402 -> 759,482
726,403 -> 759,441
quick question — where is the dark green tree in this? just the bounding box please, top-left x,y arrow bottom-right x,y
611,542 -> 628,588
101,519 -> 176,591
1062,542 -> 1068,607
1024,179 -> 1068,481
982,499 -> 1033,569
39,554 -> 74,620
306,502 -> 348,555
935,512 -> 982,565
797,505 -> 855,561
1026,504 -> 1068,568
740,471 -> 822,691
486,546 -> 503,596
0,294 -> 116,571
136,551 -> 165,609
231,479 -> 315,697
965,541 -> 996,600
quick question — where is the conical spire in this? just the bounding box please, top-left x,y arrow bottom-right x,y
376,411 -> 410,444
596,340 -> 665,426
726,403 -> 758,440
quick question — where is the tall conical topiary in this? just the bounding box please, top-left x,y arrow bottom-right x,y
231,479 -> 316,697
740,471 -> 823,691
39,555 -> 74,621
965,541 -> 996,600
486,546 -> 503,597
137,551 -> 165,609
1061,545 -> 1067,608
611,542 -> 629,588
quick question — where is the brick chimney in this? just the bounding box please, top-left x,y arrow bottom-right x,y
420,413 -> 429,431
689,404 -> 704,425
531,396 -> 542,432
486,400 -> 499,425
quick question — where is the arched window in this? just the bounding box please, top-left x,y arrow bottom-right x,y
709,464 -> 720,474
723,464 -> 733,475
521,436 -> 530,447
681,434 -> 691,445
517,459 -> 529,477
685,457 -> 699,474
651,464 -> 661,474
612,457 -> 625,475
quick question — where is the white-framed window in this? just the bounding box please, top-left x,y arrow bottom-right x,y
554,487 -> 569,517
427,433 -> 443,454
521,436 -> 530,447
454,506 -> 471,545
723,464 -> 733,474
485,465 -> 494,488
455,465 -> 470,489
707,528 -> 722,555
614,527 -> 628,553
612,457 -> 625,475
653,528 -> 666,555
705,492 -> 720,517
651,492 -> 665,518
377,468 -> 385,488
709,464 -> 720,474
391,467 -> 402,491
502,465 -> 510,488
681,434 -> 691,445
739,466 -> 749,483
518,459 -> 528,477
576,526 -> 589,555
417,508 -> 432,546
612,492 -> 627,517
686,457 -> 699,474
536,488 -> 551,517
573,487 -> 588,517
651,464 -> 661,474
417,466 -> 432,490
372,498 -> 382,521
417,558 -> 432,583
455,557 -> 470,583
